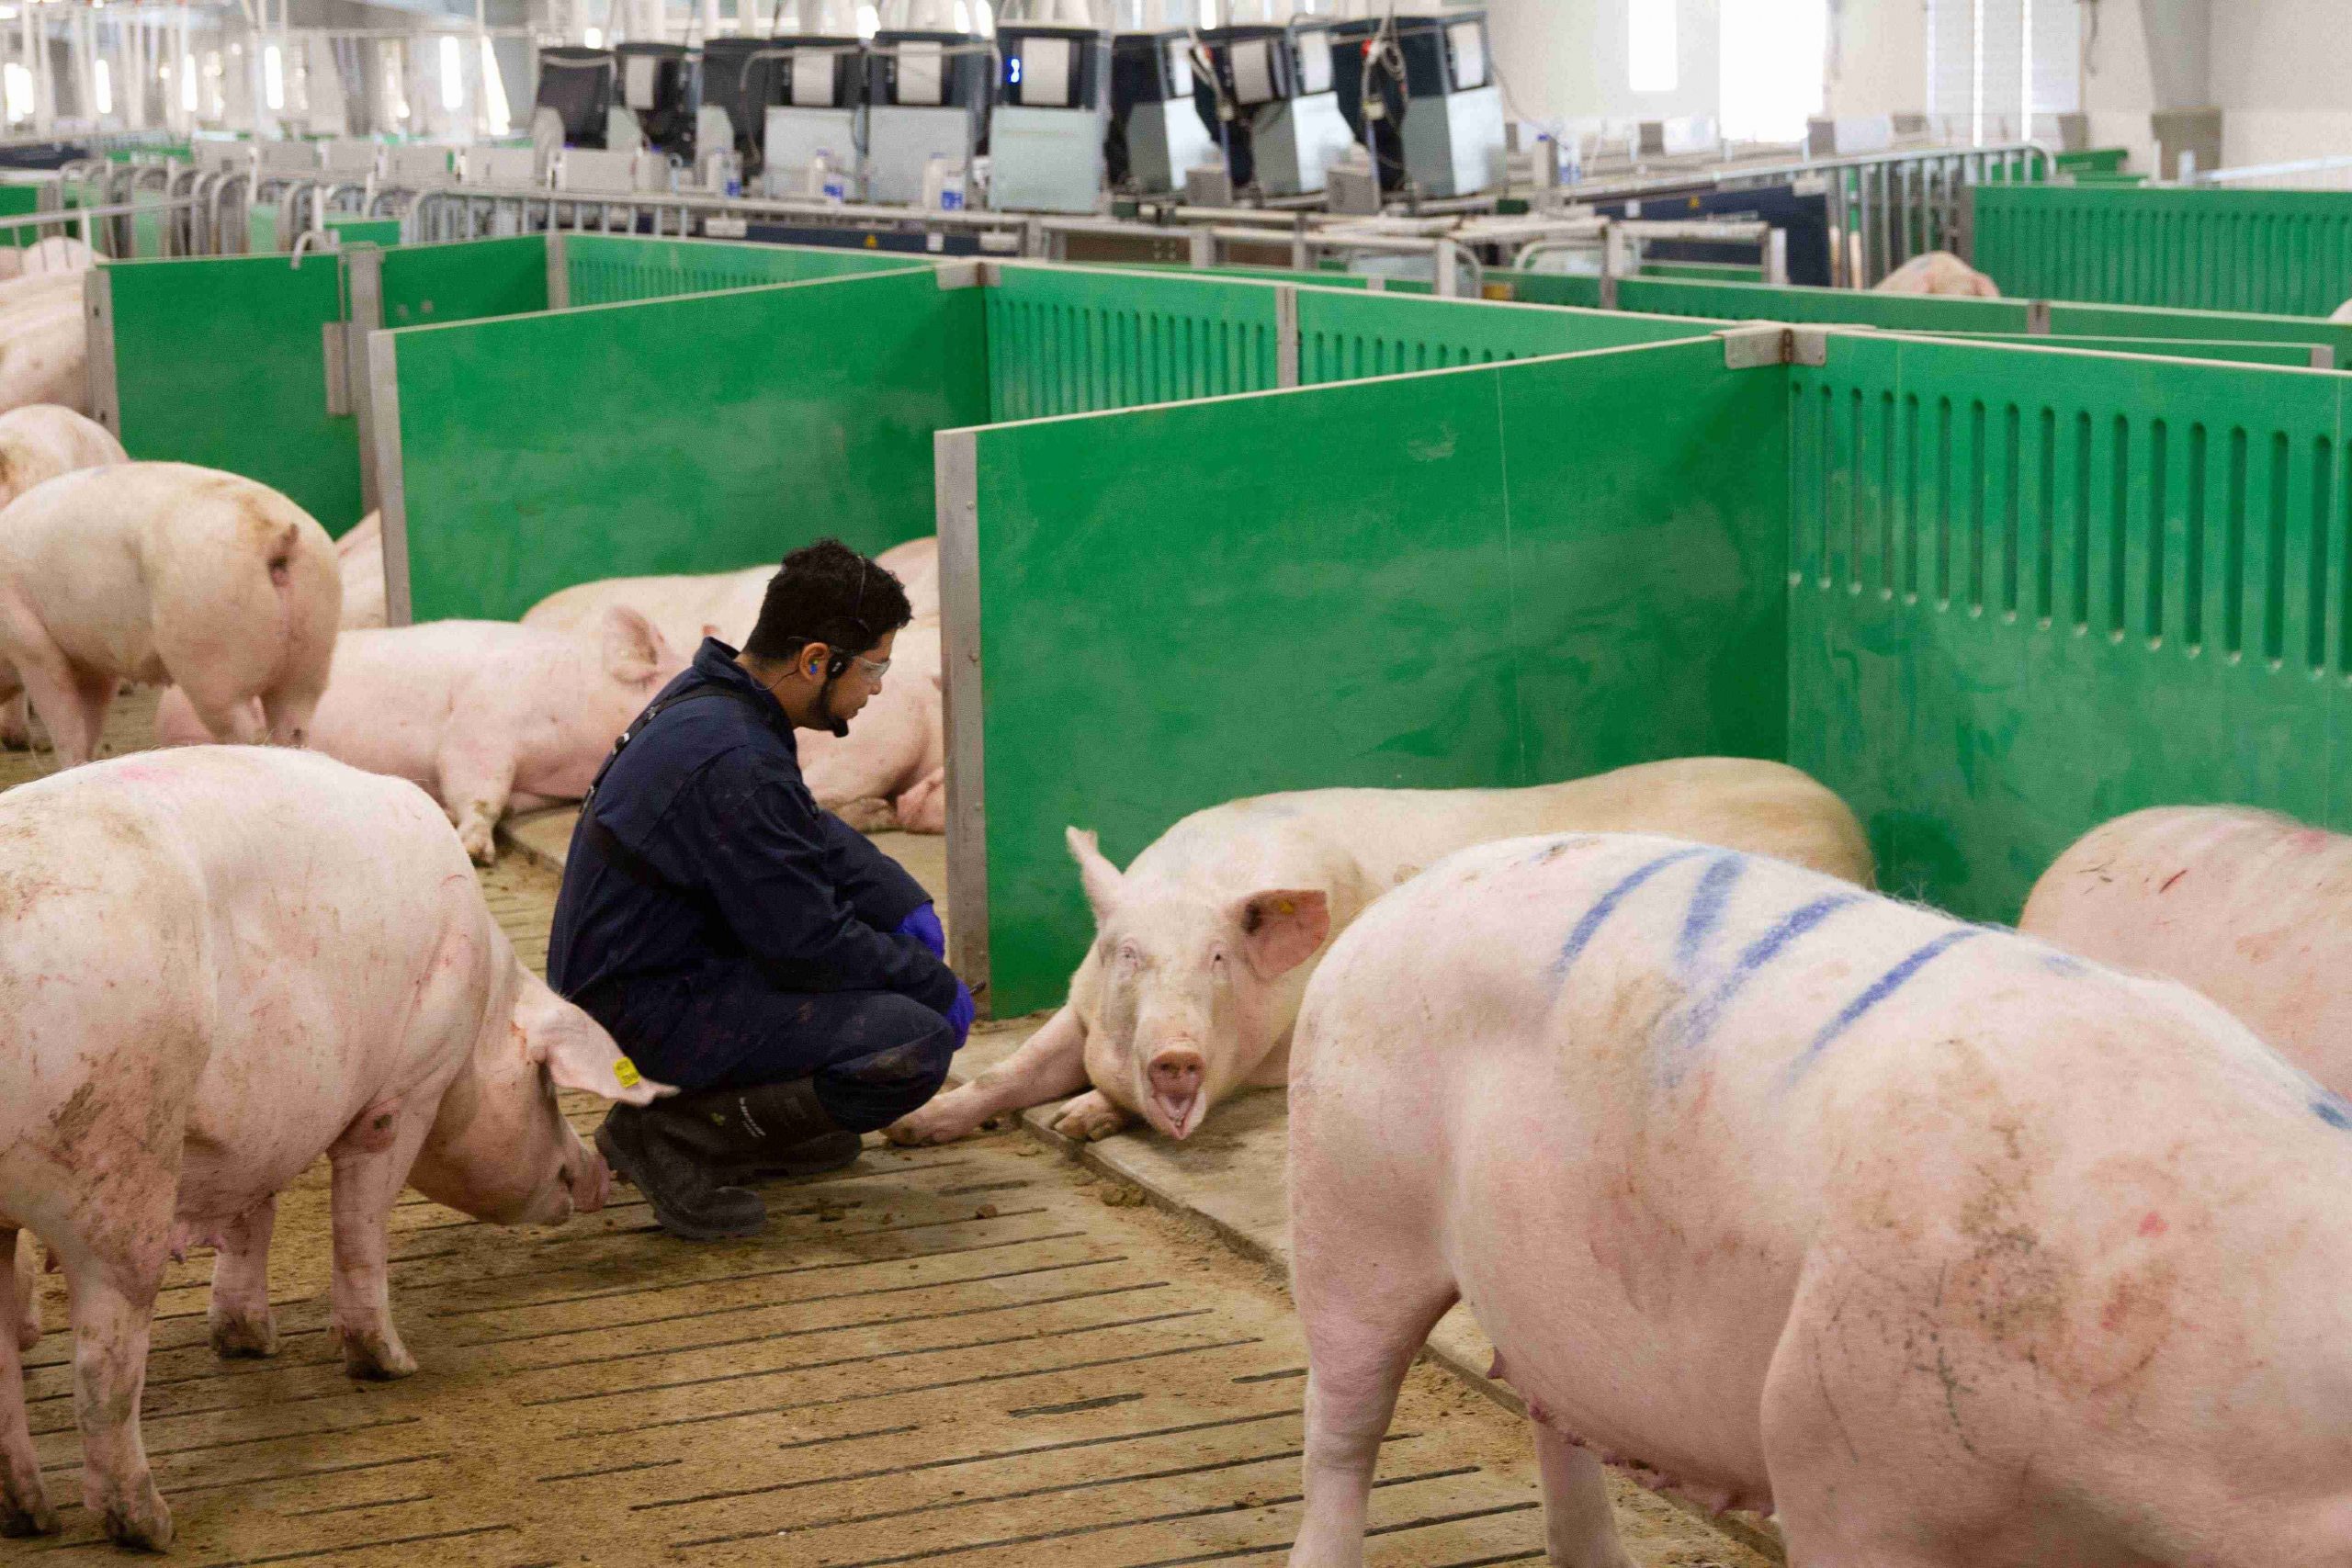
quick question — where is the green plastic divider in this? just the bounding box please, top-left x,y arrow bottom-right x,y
1638,261 -> 1767,282
1107,261 -> 1435,294
1295,288 -> 1721,383
0,185 -> 36,246
2055,148 -> 2130,176
1972,184 -> 2352,316
390,266 -> 981,623
1614,275 -> 2030,333
562,232 -> 925,306
380,233 -> 548,326
965,336 -> 1788,1014
2046,299 -> 2352,362
246,203 -> 279,254
1503,271 -> 1604,309
1924,332 -> 2330,368
325,215 -> 402,249
107,252 -> 362,532
985,264 -> 1283,421
1787,333 -> 2352,922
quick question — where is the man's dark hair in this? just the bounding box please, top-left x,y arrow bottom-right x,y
743,538 -> 913,667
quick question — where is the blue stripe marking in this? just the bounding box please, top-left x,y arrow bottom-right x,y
1675,854 -> 1747,973
1666,892 -> 1865,1070
1550,846 -> 1712,981
1787,927 -> 1984,1080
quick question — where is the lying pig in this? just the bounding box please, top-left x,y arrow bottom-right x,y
888,757 -> 1871,1145
1285,831 -> 2352,1568
0,238 -> 94,281
0,276 -> 89,415
0,462 -> 339,766
0,405 -> 128,748
2020,807 -> 2352,1098
337,510 -> 388,629
157,607 -> 687,864
521,535 -> 940,655
0,746 -> 667,1550
800,615 -> 944,833
1873,249 -> 2001,298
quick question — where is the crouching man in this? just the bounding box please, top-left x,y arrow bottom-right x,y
549,538 -> 974,1239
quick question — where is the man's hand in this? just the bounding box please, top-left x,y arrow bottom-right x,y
944,980 -> 975,1051
896,903 -> 946,960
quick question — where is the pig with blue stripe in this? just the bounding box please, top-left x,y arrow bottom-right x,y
1286,831 -> 2352,1567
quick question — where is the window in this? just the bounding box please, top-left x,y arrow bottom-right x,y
1628,0 -> 1677,94
1720,0 -> 1826,142
1929,0 -> 2078,144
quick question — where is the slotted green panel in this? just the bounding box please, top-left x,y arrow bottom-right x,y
380,234 -> 548,326
2055,148 -> 2131,175
984,265 -> 1283,421
562,233 -> 927,306
1295,289 -> 1713,384
0,184 -> 38,247
107,252 -> 362,532
1639,261 -> 1767,282
1614,276 -> 2030,333
970,336 -> 1788,1015
1106,261 -> 1435,294
1927,333 -> 2329,368
392,268 -> 988,623
1504,272 -> 1604,309
1972,185 -> 2352,316
2046,299 -> 2352,363
325,215 -> 403,249
1787,333 -> 2352,922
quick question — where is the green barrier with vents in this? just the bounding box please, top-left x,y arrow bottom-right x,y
1109,261 -> 1436,294
1295,288 -> 1716,384
560,232 -> 928,306
1925,333 -> 2332,368
983,264 -> 1284,421
1503,271 -> 1603,308
2044,299 -> 2352,364
1970,184 -> 2352,316
1610,275 -> 2029,333
379,265 -> 978,625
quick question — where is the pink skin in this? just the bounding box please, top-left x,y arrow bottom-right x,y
888,757 -> 1874,1147
0,404 -> 124,750
0,279 -> 90,417
1287,832 -> 2352,1568
0,748 -> 670,1550
1872,250 -> 2002,298
6,1232 -> 32,1355
2020,807 -> 2352,1099
799,617 -> 944,833
157,606 -> 688,865
0,462 -> 340,768
335,511 -> 388,629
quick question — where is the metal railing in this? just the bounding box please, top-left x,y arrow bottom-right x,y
2186,154 -> 2352,192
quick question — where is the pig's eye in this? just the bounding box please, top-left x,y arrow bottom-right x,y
1115,941 -> 1145,972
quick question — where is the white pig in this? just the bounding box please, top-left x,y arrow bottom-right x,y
0,405 -> 128,749
521,535 -> 940,655
888,757 -> 1872,1146
799,615 -> 944,833
0,746 -> 668,1551
1873,250 -> 2002,298
0,462 -> 339,766
2020,806 -> 2352,1100
0,278 -> 88,415
155,607 -> 687,864
1286,830 -> 2352,1568
337,510 -> 387,629
6,1233 -> 30,1355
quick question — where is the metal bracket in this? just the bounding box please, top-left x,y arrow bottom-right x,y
546,229 -> 570,310
2026,299 -> 2051,335
933,259 -> 983,290
1275,287 -> 1300,389
83,267 -> 119,434
1598,273 -> 1619,310
1789,325 -> 1833,367
1718,324 -> 1789,369
2314,345 -> 2338,371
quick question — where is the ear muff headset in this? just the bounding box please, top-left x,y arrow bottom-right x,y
808,558 -> 877,739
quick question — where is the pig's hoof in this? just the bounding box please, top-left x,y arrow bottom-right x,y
1047,1093 -> 1129,1142
459,824 -> 498,865
335,1327 -> 419,1382
94,1481 -> 170,1551
15,1315 -> 38,1354
209,1305 -> 278,1359
0,1486 -> 59,1539
884,1102 -> 977,1146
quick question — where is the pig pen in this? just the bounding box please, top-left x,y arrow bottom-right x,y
0,712 -> 1770,1566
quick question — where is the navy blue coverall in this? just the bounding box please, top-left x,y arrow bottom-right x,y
548,638 -> 960,1130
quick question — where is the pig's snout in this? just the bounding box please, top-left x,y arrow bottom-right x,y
565,1136 -> 616,1214
1148,1049 -> 1206,1139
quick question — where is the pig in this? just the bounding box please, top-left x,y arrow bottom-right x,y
7,1233 -> 31,1355
1285,829 -> 2352,1568
155,607 -> 687,864
0,237 -> 94,280
888,757 -> 1872,1147
0,405 -> 128,749
337,510 -> 388,629
799,615 -> 944,833
0,462 -> 339,766
0,279 -> 89,415
0,746 -> 669,1550
2019,806 -> 2352,1100
1873,249 -> 2001,298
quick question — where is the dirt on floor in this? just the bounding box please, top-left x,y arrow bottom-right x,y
7,705 -> 1776,1568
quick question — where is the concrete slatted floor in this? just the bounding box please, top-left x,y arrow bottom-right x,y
7,708 -> 1768,1568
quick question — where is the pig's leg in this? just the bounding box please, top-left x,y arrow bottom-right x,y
257,682 -> 322,750
885,1005 -> 1090,1145
326,1101 -> 432,1380
68,667 -> 116,759
207,1196 -> 277,1359
63,1248 -> 172,1549
9,1230 -> 34,1354
1532,1427 -> 1636,1568
0,691 -> 28,750
6,642 -> 97,768
1046,1089 -> 1130,1141
895,769 -> 947,835
0,1226 -> 54,1538
435,740 -> 515,866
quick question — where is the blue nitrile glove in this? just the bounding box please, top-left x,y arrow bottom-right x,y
944,979 -> 975,1051
897,903 -> 946,960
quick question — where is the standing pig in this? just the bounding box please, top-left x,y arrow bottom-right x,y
0,404 -> 128,749
1873,249 -> 2001,297
2020,806 -> 2352,1099
0,462 -> 339,765
0,276 -> 89,415
1286,831 -> 2352,1568
0,746 -> 667,1550
336,510 -> 387,629
888,757 -> 1871,1146
156,607 -> 687,864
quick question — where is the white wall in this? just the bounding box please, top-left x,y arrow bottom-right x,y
1826,0 -> 1924,118
1486,0 -> 1724,128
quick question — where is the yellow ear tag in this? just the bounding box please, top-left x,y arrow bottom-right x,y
614,1057 -> 642,1089
1275,899 -> 1295,916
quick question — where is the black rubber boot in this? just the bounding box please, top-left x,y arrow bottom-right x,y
594,1095 -> 769,1242
727,1130 -> 864,1185
698,1079 -> 861,1183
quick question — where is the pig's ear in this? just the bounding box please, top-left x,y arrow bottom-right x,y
600,604 -> 665,683
1233,889 -> 1330,979
1065,827 -> 1125,920
515,984 -> 675,1106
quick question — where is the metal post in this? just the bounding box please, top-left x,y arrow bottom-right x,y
1187,225 -> 1213,267
83,268 -> 119,434
1434,237 -> 1455,297
346,246 -> 384,510
935,428 -> 990,1012
545,228 -> 568,307
366,332 -> 413,626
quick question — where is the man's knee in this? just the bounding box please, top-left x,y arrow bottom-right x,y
824,996 -> 956,1122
